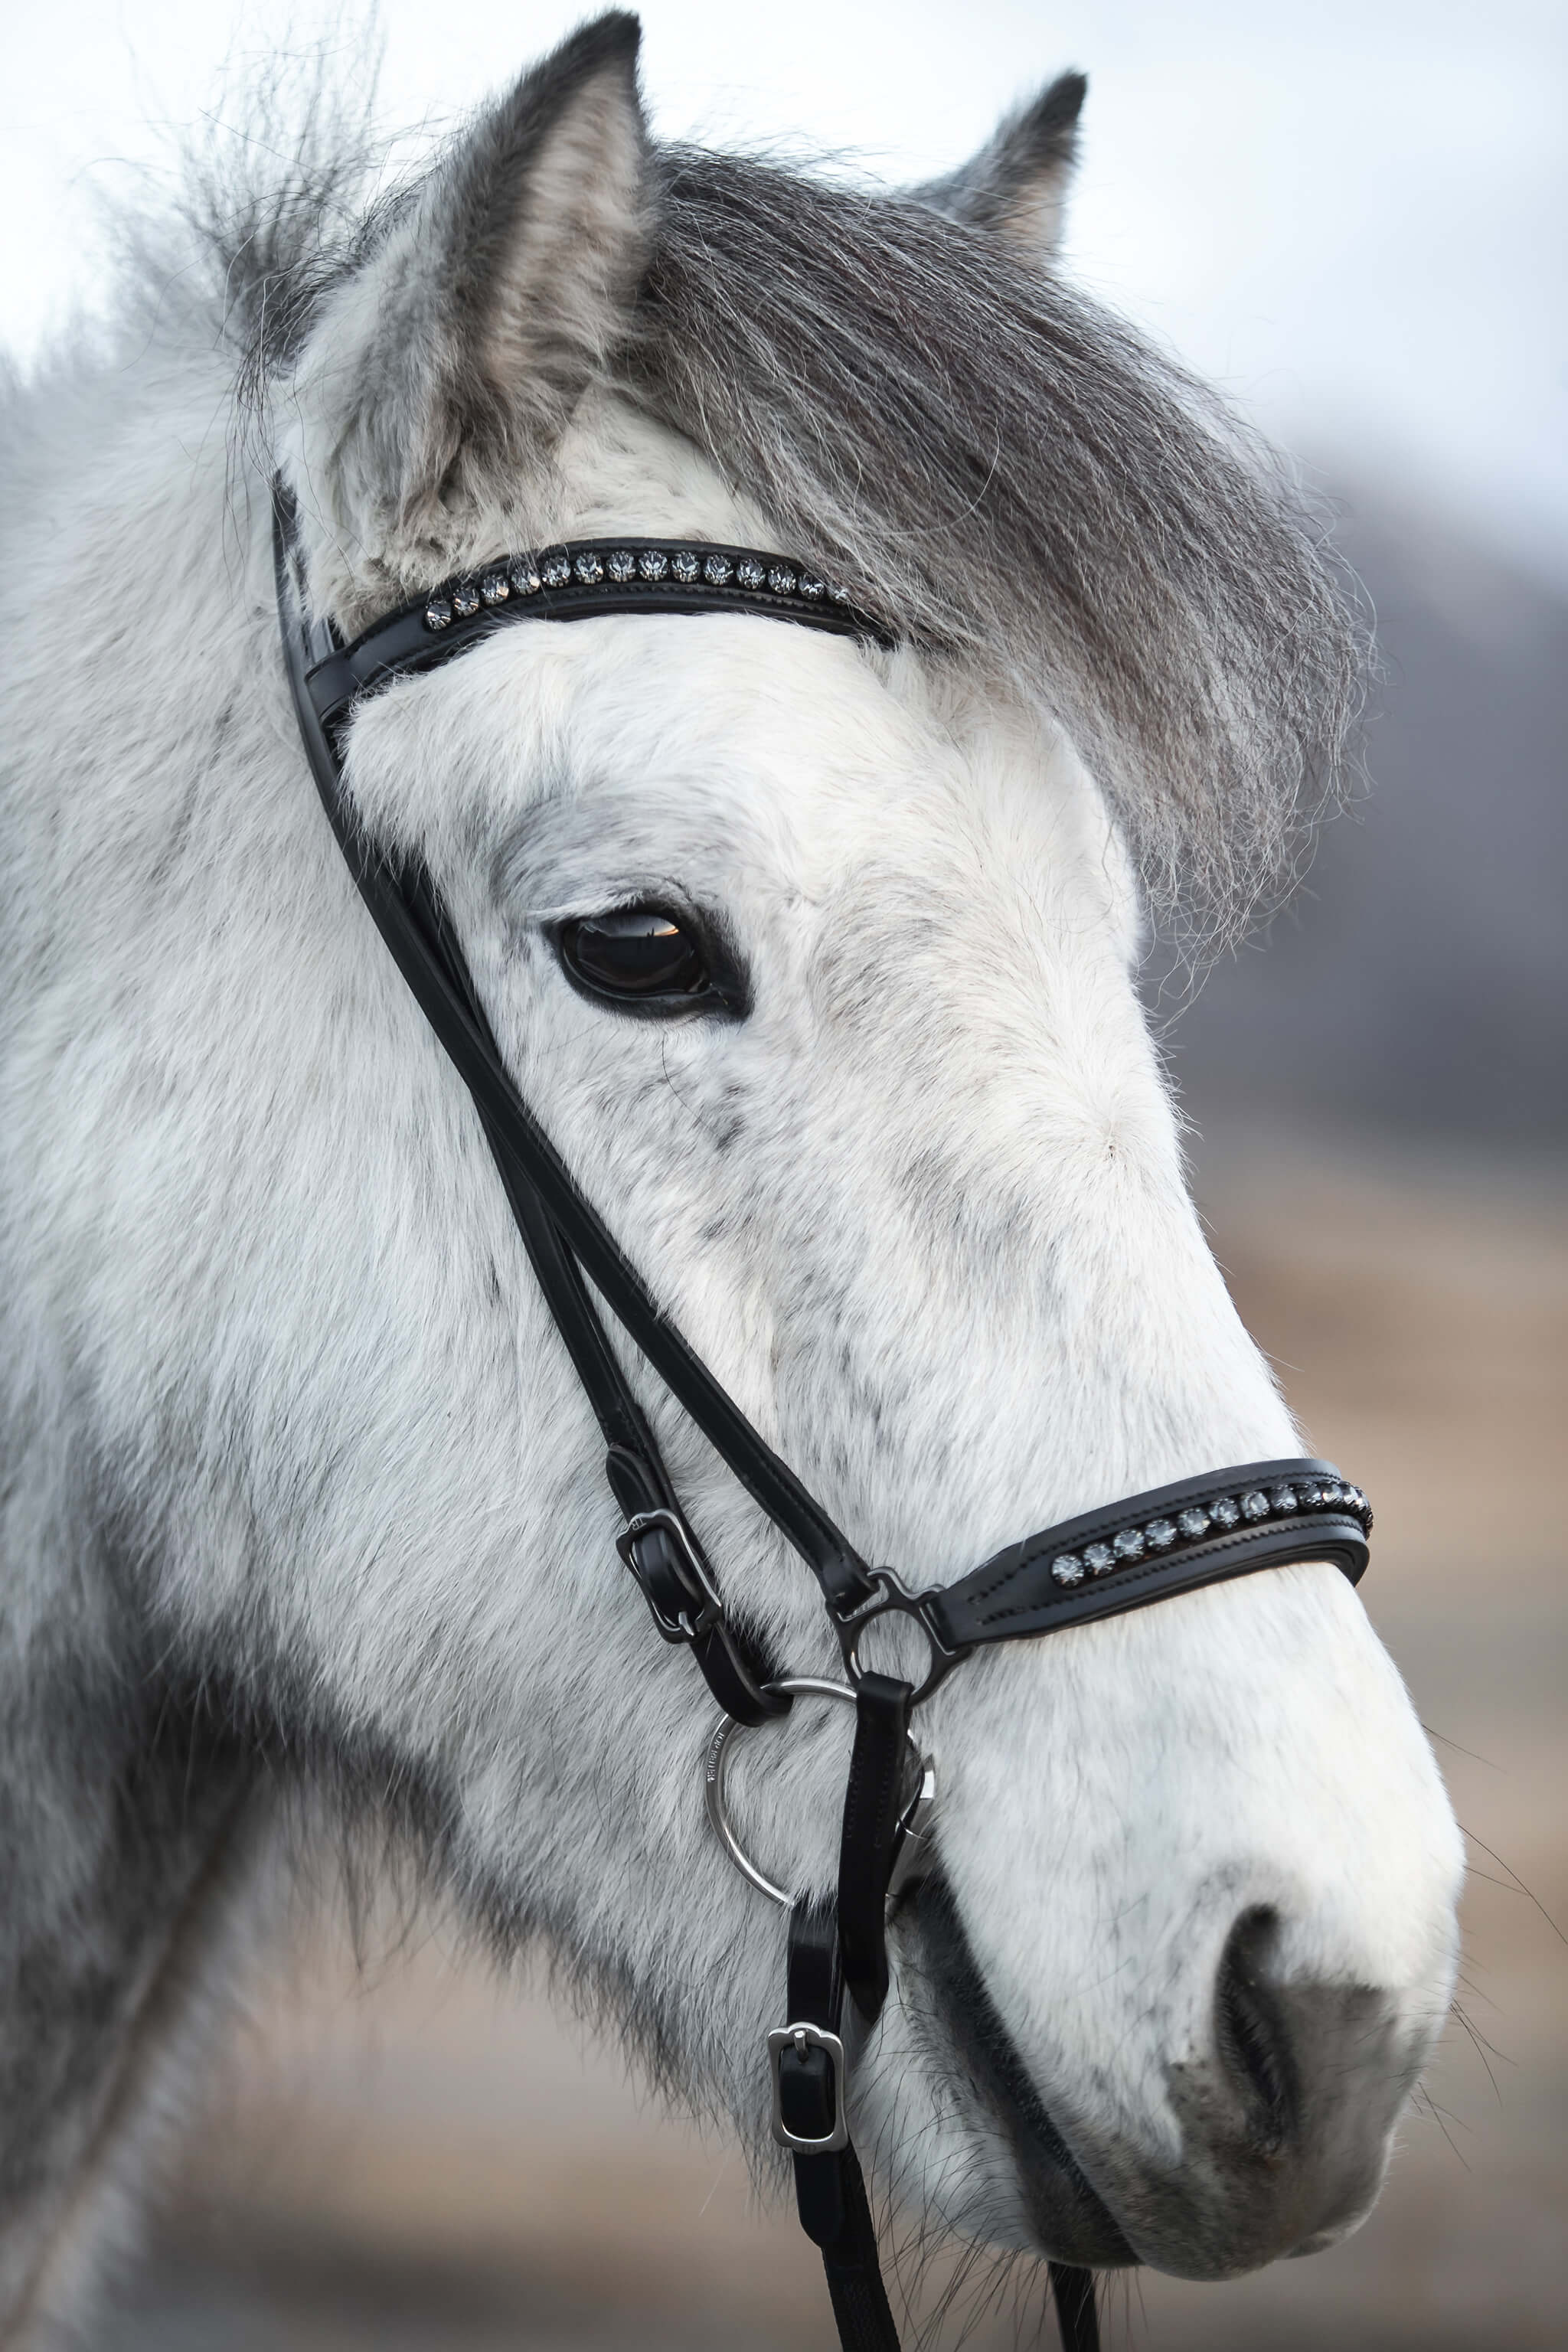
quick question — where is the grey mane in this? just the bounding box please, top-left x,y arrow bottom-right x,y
101,56 -> 1368,949
638,153 -> 1367,946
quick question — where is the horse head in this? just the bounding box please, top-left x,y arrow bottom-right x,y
0,11 -> 1461,2337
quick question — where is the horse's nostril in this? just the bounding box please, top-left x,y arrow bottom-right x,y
1214,1907 -> 1299,2153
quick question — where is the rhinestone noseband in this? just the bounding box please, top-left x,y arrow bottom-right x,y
273,481 -> 1373,2352
1047,1472 -> 1370,1588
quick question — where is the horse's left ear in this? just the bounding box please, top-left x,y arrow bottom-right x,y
287,11 -> 648,614
910,70 -> 1086,258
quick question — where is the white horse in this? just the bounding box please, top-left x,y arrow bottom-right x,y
0,13 -> 1462,2344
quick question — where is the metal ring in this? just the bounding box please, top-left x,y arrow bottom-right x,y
835,1570 -> 965,1705
703,1677 -> 929,1910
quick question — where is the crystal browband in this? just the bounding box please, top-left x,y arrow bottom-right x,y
302,539 -> 890,737
419,538 -> 858,632
1044,1471 -> 1370,1589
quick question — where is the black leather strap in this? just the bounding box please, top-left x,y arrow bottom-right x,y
928,1459 -> 1368,1658
1048,2262 -> 1101,2352
782,1904 -> 902,2352
305,536 -> 888,730
783,1884 -> 1096,2352
377,841 -> 785,1723
837,1674 -> 913,2025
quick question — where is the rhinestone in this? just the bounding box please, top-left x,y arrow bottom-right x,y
671,550 -> 700,583
1269,1485 -> 1298,1514
1145,1517 -> 1178,1550
639,549 -> 669,581
423,597 -> 453,631
1348,1485 -> 1368,1515
1241,1489 -> 1270,1521
1177,1507 -> 1210,1540
606,549 -> 637,583
768,565 -> 798,594
480,571 -> 510,606
1209,1495 -> 1240,1528
1051,1553 -> 1085,1586
1112,1527 -> 1145,1562
1317,1481 -> 1342,1505
799,575 -> 826,599
451,579 -> 482,618
574,552 -> 604,585
703,554 -> 733,586
508,557 -> 541,596
826,581 -> 851,603
1084,1541 -> 1116,1576
541,554 -> 572,588
736,559 -> 766,590
1295,1480 -> 1323,1508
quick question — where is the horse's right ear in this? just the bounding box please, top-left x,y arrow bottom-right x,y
289,10 -> 647,616
910,70 -> 1086,258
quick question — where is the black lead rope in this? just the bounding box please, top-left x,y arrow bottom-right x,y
273,483 -> 1372,2352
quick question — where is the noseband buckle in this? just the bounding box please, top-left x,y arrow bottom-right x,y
616,1508 -> 725,1643
768,2021 -> 850,2153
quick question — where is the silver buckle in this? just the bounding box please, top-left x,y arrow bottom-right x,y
767,2021 -> 849,2152
616,1508 -> 724,1642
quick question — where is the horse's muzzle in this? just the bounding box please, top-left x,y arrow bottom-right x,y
908,1867 -> 1425,2281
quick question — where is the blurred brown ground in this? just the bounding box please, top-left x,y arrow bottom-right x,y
106,1125 -> 1566,2350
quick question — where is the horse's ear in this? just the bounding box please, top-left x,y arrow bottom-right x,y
910,70 -> 1086,258
291,10 -> 648,600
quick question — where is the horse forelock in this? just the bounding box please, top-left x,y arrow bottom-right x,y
635,149 -> 1370,952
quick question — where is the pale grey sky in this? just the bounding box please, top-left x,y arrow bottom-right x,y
5,0 -> 1564,583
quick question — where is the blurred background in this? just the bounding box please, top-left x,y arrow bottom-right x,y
5,2 -> 1562,2346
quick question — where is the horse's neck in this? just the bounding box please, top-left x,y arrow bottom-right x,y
0,1636 -> 267,2337
0,359 -> 284,2336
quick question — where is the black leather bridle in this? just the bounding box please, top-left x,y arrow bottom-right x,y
273,482 -> 1372,2352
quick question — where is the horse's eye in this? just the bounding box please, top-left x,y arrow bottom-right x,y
557,906 -> 714,1006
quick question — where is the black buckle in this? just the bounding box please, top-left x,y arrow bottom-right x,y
767,2021 -> 849,2152
616,1508 -> 725,1643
